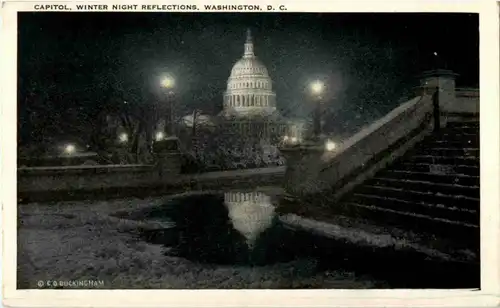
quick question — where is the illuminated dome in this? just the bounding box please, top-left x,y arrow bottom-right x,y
230,58 -> 269,78
222,29 -> 277,118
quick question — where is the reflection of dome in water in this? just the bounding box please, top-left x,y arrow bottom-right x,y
224,191 -> 275,248
222,29 -> 278,118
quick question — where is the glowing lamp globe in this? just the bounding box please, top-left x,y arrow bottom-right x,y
64,144 -> 76,154
119,133 -> 128,143
310,80 -> 324,95
325,140 -> 336,152
160,76 -> 175,89
155,131 -> 165,141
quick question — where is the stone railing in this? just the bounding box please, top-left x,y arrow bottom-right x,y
17,160 -> 286,202
18,147 -> 184,194
281,94 -> 435,197
456,88 -> 479,97
411,87 -> 479,115
323,95 -> 434,196
18,164 -> 160,193
447,88 -> 479,115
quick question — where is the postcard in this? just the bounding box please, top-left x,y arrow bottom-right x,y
2,0 -> 499,307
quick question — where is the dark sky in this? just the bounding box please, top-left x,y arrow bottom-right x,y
18,12 -> 479,143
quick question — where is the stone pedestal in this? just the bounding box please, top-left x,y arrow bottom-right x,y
279,140 -> 330,198
153,138 -> 182,180
419,69 -> 460,128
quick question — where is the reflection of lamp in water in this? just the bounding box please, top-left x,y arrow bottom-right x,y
224,191 -> 275,249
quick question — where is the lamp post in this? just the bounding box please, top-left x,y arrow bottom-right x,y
160,75 -> 176,136
309,80 -> 324,140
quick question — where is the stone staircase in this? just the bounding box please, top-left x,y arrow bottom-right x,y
336,120 -> 479,245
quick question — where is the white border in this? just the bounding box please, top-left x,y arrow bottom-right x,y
2,0 -> 499,307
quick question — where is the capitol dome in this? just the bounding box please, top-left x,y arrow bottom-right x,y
230,57 -> 269,78
222,29 -> 277,118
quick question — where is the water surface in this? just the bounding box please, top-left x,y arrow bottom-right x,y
113,190 -> 480,288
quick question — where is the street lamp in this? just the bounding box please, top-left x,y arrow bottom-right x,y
309,80 -> 325,140
161,76 -> 175,90
160,75 -> 176,137
310,80 -> 324,96
155,131 -> 165,141
64,144 -> 76,155
118,133 -> 128,143
325,139 -> 336,152
282,135 -> 299,145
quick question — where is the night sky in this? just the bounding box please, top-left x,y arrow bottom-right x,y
18,12 -> 479,145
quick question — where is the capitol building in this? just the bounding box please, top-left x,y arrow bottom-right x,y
218,29 -> 288,143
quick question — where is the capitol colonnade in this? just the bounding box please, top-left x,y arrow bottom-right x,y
223,93 -> 276,109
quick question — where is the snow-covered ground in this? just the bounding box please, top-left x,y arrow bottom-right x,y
18,197 -> 388,289
280,214 -> 477,262
277,202 -> 478,264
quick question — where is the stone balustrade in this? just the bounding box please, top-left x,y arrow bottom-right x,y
280,69 -> 480,199
448,88 -> 480,115
17,161 -> 286,202
281,95 -> 435,198
18,161 -> 172,193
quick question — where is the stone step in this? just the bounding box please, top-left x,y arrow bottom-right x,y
328,122 -> 481,245
446,121 -> 479,129
439,127 -> 479,136
345,200 -> 478,230
347,192 -> 478,226
423,139 -> 479,149
414,147 -> 479,158
436,132 -> 478,143
404,155 -> 479,167
338,201 -> 479,243
354,185 -> 479,213
391,163 -> 479,177
379,170 -> 480,187
367,177 -> 480,199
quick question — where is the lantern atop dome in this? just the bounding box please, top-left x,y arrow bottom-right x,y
246,28 -> 252,42
243,28 -> 255,58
